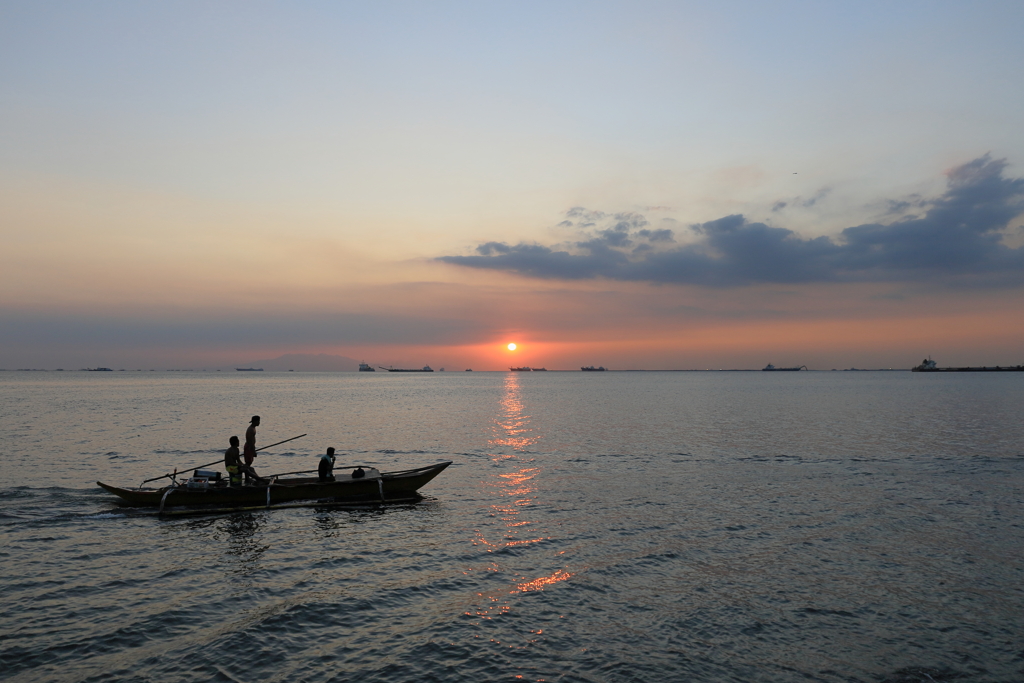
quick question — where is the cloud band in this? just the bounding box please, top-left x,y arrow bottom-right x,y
439,155 -> 1024,287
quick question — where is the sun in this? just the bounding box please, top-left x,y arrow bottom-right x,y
507,343 -> 517,351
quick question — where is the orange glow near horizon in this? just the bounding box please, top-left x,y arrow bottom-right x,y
373,306 -> 1024,371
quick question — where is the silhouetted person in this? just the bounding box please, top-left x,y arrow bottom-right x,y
319,447 -> 336,482
225,436 -> 242,487
243,415 -> 260,483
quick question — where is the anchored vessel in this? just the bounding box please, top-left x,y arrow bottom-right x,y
763,364 -> 807,371
912,358 -> 1024,372
581,366 -> 607,371
358,362 -> 375,372
380,365 -> 434,372
98,461 -> 452,514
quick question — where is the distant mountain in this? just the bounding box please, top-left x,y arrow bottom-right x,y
238,353 -> 361,372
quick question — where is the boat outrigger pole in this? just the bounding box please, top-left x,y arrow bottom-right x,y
138,433 -> 308,488
252,433 -> 308,454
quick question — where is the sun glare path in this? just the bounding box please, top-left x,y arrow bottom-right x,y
489,373 -> 539,451
465,375 -> 580,622
516,569 -> 575,593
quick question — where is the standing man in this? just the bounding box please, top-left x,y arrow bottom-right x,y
243,415 -> 260,483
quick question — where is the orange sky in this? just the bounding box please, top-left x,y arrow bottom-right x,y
2,5 -> 1023,370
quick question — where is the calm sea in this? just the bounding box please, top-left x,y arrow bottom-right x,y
1,371 -> 1023,683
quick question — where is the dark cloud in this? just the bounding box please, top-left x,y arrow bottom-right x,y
801,187 -> 831,208
883,195 -> 925,216
566,207 -> 606,220
439,155 -> 1024,288
636,228 -> 675,242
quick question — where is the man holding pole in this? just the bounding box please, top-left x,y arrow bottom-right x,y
135,429 -> 307,490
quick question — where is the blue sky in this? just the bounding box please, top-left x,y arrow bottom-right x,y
2,1 -> 1023,369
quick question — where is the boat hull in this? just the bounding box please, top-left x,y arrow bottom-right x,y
913,366 -> 1024,372
98,462 -> 451,510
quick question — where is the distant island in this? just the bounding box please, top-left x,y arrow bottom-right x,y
233,353 -> 362,372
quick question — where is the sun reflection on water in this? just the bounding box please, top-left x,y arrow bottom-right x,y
516,568 -> 573,593
473,467 -> 548,552
464,373 -> 579,628
489,372 -> 539,452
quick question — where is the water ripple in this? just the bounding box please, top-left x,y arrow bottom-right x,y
2,372 -> 1023,681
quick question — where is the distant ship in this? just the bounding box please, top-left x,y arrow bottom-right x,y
381,365 -> 434,372
912,357 -> 1023,372
534,367 -> 547,371
762,364 -> 806,371
86,367 -> 113,372
581,366 -> 607,371
236,368 -> 263,371
465,368 -> 473,371
358,362 -> 375,372
510,366 -> 532,371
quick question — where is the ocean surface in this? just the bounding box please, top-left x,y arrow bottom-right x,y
1,370 -> 1022,683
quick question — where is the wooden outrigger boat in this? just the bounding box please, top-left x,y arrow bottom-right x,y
97,461 -> 452,514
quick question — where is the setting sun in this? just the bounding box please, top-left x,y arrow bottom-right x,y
507,343 -> 517,351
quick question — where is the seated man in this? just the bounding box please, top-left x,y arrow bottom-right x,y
319,447 -> 336,482
224,436 -> 243,487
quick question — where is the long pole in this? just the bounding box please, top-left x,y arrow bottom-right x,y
255,434 -> 308,453
139,433 -> 308,486
263,464 -> 364,479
